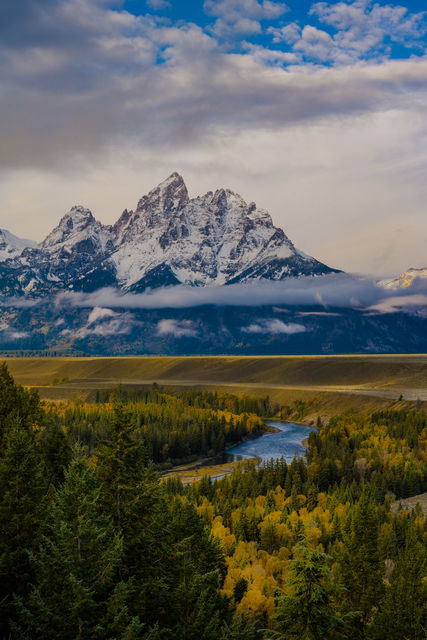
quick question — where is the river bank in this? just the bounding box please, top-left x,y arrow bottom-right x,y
161,456 -> 262,484
163,420 -> 314,484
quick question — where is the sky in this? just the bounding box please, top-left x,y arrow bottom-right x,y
1,0 -> 427,277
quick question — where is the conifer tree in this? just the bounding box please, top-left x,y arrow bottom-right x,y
14,449 -> 135,639
0,424 -> 46,637
338,492 -> 383,638
0,363 -> 42,444
268,538 -> 347,640
372,525 -> 427,640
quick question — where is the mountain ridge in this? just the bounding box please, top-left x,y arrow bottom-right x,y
0,173 -> 339,296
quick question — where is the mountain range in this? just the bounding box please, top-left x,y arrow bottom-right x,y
0,173 -> 426,356
0,173 -> 337,297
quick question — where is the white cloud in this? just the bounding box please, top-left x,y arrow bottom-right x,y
242,318 -> 306,334
156,319 -> 198,337
204,0 -> 288,37
52,274 -> 387,310
10,331 -> 29,339
87,306 -> 117,324
72,309 -> 136,338
367,294 -> 427,314
269,0 -> 427,64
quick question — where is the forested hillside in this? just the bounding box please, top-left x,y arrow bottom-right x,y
0,364 -> 425,639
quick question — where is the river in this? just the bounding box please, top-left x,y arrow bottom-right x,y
227,420 -> 316,465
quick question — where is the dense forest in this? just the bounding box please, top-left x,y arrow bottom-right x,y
0,363 -> 426,639
43,385 -> 272,466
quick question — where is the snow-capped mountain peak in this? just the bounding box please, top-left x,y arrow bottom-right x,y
0,229 -> 36,261
40,206 -> 111,255
0,173 -> 339,296
136,172 -> 189,216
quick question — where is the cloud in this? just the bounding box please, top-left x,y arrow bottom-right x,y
367,294 -> 427,314
297,311 -> 340,316
49,272 -> 427,312
9,331 -> 29,339
269,0 -> 427,64
205,0 -> 288,38
242,318 -> 306,334
3,273 -> 427,318
87,306 -> 117,324
156,319 -> 198,337
71,308 -> 136,338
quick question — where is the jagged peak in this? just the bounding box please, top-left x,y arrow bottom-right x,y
136,172 -> 189,213
64,205 -> 95,223
157,172 -> 185,190
40,206 -> 100,249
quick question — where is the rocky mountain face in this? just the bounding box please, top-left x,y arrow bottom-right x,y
0,173 -> 338,296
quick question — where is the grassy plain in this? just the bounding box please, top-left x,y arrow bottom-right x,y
3,355 -> 427,418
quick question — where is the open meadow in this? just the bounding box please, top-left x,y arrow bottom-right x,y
4,354 -> 427,419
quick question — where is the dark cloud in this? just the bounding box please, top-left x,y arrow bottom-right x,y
1,0 -> 427,170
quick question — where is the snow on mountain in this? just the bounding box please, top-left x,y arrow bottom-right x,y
110,173 -> 336,290
40,206 -> 112,256
0,173 -> 339,296
0,229 -> 36,261
379,268 -> 427,290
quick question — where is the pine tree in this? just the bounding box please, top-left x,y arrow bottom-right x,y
40,418 -> 72,491
14,449 -> 131,639
96,402 -> 170,624
0,424 -> 46,637
0,363 -> 42,444
372,525 -> 427,640
267,538 -> 347,640
338,493 -> 383,638
220,612 -> 259,640
167,498 -> 230,638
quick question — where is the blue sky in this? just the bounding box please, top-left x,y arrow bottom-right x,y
0,0 -> 427,275
123,0 -> 427,63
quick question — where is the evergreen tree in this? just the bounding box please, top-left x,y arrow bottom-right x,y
220,613 -> 259,640
268,538 -> 348,640
372,525 -> 427,640
168,498 -> 230,639
40,419 -> 72,491
96,402 -> 166,620
0,363 -> 42,444
14,450 -> 135,639
0,424 -> 46,637
338,493 -> 383,638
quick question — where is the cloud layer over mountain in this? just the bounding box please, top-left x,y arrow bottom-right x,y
43,272 -> 427,313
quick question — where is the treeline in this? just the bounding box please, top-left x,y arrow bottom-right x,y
0,363 -> 426,639
95,386 -> 277,416
46,386 -> 270,465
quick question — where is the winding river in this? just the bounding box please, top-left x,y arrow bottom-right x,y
227,420 -> 316,464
